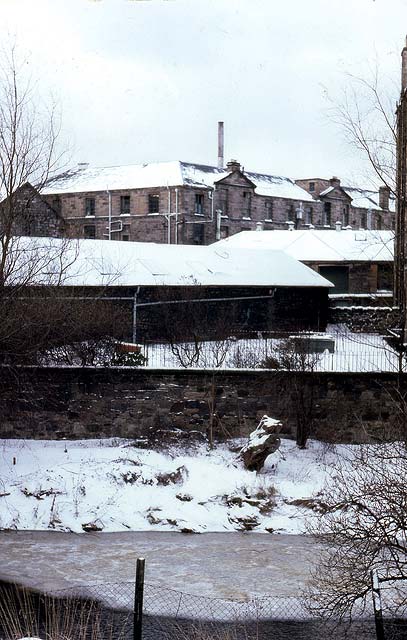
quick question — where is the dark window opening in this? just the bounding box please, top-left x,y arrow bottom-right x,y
305,206 -> 313,225
148,194 -> 160,214
84,224 -> 96,239
85,197 -> 95,217
220,226 -> 229,239
376,214 -> 383,230
264,200 -> 273,219
120,195 -> 130,215
193,224 -> 205,245
195,193 -> 204,215
323,202 -> 331,226
122,235 -> 130,241
343,205 -> 349,227
220,188 -> 229,216
309,182 -> 315,192
360,212 -> 367,229
242,191 -> 252,217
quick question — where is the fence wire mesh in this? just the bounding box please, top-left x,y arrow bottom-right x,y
2,579 -> 407,639
139,329 -> 404,373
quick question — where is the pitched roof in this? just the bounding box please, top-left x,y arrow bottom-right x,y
214,229 -> 394,263
42,161 -> 315,202
11,236 -> 333,288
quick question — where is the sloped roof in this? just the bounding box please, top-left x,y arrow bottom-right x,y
42,161 -> 315,202
215,229 -> 394,263
343,187 -> 396,213
11,237 -> 333,288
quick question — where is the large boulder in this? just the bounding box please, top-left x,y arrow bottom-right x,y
240,415 -> 282,472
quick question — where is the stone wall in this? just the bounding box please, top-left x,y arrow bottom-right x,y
328,306 -> 401,333
0,367 -> 404,443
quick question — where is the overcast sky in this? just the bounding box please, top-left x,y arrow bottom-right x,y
1,0 -> 407,186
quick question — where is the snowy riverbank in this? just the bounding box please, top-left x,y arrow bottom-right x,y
0,437 -> 340,534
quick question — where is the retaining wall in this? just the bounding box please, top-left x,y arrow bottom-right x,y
0,367 -> 405,443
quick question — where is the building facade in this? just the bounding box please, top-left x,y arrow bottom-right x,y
40,161 -> 395,245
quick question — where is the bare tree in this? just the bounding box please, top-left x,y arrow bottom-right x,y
307,441 -> 407,621
0,48 -> 130,370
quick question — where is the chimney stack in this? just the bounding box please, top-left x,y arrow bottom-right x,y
402,36 -> 407,92
330,176 -> 341,187
379,185 -> 390,210
218,122 -> 224,170
226,159 -> 241,173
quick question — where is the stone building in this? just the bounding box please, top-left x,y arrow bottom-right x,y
40,160 -> 395,245
295,177 -> 394,231
215,228 -> 394,296
1,182 -> 64,237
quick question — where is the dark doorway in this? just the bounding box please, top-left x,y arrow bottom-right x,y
318,265 -> 349,293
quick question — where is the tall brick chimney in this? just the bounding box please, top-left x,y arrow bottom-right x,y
379,185 -> 390,210
402,35 -> 407,92
218,122 -> 224,169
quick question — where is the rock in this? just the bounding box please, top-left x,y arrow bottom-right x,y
81,521 -> 103,532
240,415 -> 282,472
176,492 -> 193,502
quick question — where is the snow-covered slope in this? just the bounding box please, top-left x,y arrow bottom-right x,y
0,438 -> 338,535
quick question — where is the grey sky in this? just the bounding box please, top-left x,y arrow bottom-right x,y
2,0 -> 407,186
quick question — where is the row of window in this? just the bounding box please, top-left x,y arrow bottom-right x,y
82,193 -> 393,229
85,194 -> 159,217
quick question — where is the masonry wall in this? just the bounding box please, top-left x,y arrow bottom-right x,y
0,368 -> 404,443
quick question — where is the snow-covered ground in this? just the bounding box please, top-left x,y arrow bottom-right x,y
141,325 -> 402,372
0,437 -> 338,535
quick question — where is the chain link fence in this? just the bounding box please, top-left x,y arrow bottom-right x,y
3,575 -> 407,639
139,330 -> 404,373
0,579 -> 377,640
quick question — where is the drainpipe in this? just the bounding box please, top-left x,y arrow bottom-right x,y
166,185 -> 171,244
215,209 -> 222,240
175,187 -> 179,244
132,286 -> 140,343
106,188 -> 112,240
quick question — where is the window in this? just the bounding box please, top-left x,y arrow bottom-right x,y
85,197 -> 95,217
376,214 -> 383,230
323,202 -> 331,226
219,188 -> 229,216
120,195 -> 130,216
305,206 -> 313,225
287,204 -> 295,220
264,200 -> 273,220
83,224 -> 96,239
122,235 -> 129,241
309,182 -> 315,192
195,193 -> 204,215
220,226 -> 229,239
148,194 -> 160,214
343,205 -> 349,227
360,212 -> 367,229
242,191 -> 252,218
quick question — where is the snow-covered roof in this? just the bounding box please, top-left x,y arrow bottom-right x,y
12,237 -> 333,288
342,187 -> 396,213
42,161 -> 315,202
215,229 -> 394,263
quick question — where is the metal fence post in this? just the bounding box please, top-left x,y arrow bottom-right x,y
371,569 -> 385,640
134,557 -> 145,640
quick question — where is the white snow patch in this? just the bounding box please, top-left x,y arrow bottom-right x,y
0,437 -> 340,535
